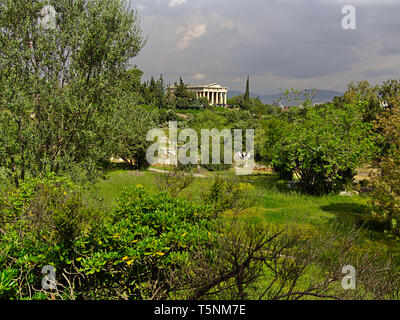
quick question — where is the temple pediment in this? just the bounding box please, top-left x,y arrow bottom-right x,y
171,82 -> 228,106
187,83 -> 228,90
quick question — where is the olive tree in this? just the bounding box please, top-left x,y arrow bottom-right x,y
0,0 -> 146,184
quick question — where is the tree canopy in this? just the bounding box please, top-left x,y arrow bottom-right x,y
0,0 -> 146,184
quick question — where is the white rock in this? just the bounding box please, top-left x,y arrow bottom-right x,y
339,191 -> 358,196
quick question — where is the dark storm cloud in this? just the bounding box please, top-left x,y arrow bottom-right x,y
131,0 -> 400,93
363,68 -> 397,78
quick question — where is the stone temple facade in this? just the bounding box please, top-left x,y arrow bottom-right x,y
172,83 -> 228,106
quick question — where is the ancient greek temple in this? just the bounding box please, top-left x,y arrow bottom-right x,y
173,83 -> 228,106
187,83 -> 228,106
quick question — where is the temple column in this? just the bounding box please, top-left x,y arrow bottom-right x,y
211,91 -> 214,105
224,92 -> 227,105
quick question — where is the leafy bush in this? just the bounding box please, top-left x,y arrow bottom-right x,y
371,98 -> 400,234
0,176 -> 218,299
155,167 -> 195,197
256,116 -> 294,180
202,176 -> 249,216
0,174 -> 101,299
258,103 -> 375,194
110,104 -> 158,170
84,187 -> 216,299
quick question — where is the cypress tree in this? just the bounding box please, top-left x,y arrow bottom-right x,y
245,75 -> 250,102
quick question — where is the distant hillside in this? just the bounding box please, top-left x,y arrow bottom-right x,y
228,89 -> 343,106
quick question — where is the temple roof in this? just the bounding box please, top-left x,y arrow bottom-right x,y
186,83 -> 228,90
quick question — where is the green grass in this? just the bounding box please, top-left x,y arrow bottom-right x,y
94,169 -> 400,257
94,170 -> 158,209
88,168 -> 400,299
93,169 -> 371,229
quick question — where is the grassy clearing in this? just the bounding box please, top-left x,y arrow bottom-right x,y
92,168 -> 400,299
94,170 -> 158,209
93,169 -> 400,258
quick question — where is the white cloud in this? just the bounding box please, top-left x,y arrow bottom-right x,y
220,19 -> 235,30
168,0 -> 187,8
320,0 -> 399,5
193,73 -> 207,81
176,21 -> 207,50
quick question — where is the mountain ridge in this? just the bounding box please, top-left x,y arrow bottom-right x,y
227,89 -> 343,106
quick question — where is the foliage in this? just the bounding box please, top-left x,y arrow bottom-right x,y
279,88 -> 317,107
0,176 -> 219,299
0,174 -> 102,299
110,103 -> 158,170
227,95 -> 274,115
0,0 -> 146,185
199,144 -> 233,172
155,167 -> 195,197
257,102 -> 375,194
170,219 -> 400,300
186,108 -> 256,172
244,76 -> 250,103
256,116 -> 294,179
371,97 -> 400,234
77,186 -> 217,299
379,79 -> 400,109
202,176 -> 249,216
338,81 -> 382,123
191,108 -> 255,131
118,68 -> 144,96
141,75 -> 166,108
157,108 -> 179,125
169,78 -> 199,110
292,103 -> 375,194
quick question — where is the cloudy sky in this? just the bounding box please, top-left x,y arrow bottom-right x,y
130,0 -> 400,94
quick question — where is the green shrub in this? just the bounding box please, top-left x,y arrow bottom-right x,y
0,173 -> 101,299
68,186 -> 219,299
0,177 -> 219,299
202,176 -> 249,216
371,98 -> 400,234
258,103 -> 375,195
